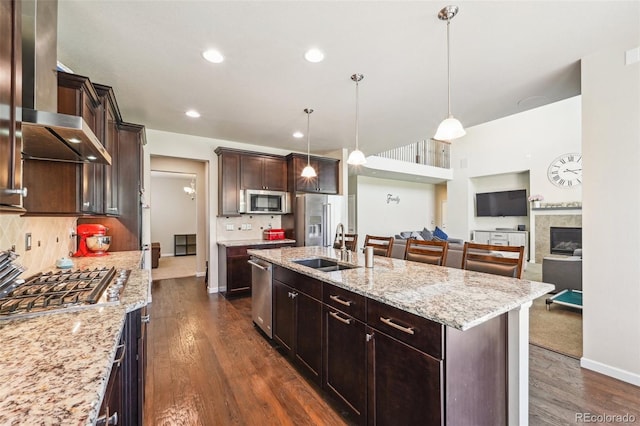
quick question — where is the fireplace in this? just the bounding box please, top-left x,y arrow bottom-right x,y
550,227 -> 582,255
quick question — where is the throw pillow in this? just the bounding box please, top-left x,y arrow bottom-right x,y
410,231 -> 424,240
420,228 -> 433,241
400,231 -> 413,239
433,226 -> 448,241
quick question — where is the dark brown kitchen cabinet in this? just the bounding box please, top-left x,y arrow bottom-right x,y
272,266 -> 323,385
215,148 -> 241,216
287,153 -> 339,194
219,242 -> 294,297
97,329 -> 124,426
122,306 -> 147,426
22,160 -> 82,214
58,71 -> 104,214
0,0 -> 25,212
78,122 -> 145,251
240,153 -> 287,191
94,83 -> 122,216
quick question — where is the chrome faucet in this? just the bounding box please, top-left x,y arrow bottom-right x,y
336,223 -> 351,261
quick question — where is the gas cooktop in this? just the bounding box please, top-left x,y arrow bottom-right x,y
0,251 -> 130,319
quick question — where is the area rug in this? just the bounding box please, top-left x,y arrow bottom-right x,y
529,293 -> 582,359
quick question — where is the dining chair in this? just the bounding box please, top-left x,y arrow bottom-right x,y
461,242 -> 525,279
404,238 -> 449,266
364,235 -> 394,257
333,233 -> 358,252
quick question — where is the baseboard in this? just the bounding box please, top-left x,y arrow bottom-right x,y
207,285 -> 218,294
580,357 -> 640,386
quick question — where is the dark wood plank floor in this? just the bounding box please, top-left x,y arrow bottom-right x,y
144,276 -> 640,426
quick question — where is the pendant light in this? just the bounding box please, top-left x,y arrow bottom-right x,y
301,108 -> 317,178
433,5 -> 466,141
347,73 -> 367,166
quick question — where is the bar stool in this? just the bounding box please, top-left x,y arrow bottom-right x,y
364,235 -> 394,257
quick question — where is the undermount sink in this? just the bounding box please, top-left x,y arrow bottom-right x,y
292,258 -> 359,272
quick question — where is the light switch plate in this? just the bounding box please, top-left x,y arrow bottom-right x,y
225,224 -> 234,231
25,233 -> 32,251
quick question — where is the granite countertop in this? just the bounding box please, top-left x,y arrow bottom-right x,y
247,246 -> 555,331
217,238 -> 296,247
0,250 -> 150,425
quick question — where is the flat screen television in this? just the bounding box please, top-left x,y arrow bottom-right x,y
476,189 -> 528,217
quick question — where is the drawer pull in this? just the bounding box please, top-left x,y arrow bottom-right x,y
329,311 -> 352,325
141,314 -> 150,323
97,409 -> 118,425
113,344 -> 126,366
380,317 -> 415,335
288,291 -> 298,299
366,333 -> 375,342
329,294 -> 352,307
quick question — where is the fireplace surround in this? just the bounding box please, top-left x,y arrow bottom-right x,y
550,226 -> 582,255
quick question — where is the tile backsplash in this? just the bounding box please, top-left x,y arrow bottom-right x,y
0,215 -> 77,275
216,215 -> 283,241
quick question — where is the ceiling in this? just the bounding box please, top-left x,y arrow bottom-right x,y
56,1 -> 639,157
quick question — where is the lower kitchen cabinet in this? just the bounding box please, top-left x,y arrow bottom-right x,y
219,242 -> 294,298
323,306 -> 367,424
97,336 -> 124,426
366,328 -> 442,425
272,267 -> 323,385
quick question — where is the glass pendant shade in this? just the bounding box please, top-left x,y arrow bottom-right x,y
301,108 -> 317,178
347,149 -> 366,166
434,115 -> 466,141
301,165 -> 317,178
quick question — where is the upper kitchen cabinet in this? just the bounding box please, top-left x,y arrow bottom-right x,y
57,71 -> 104,215
94,83 -> 122,216
287,153 -> 339,194
78,122 -> 145,251
215,147 -> 241,216
240,153 -> 287,191
0,0 -> 25,212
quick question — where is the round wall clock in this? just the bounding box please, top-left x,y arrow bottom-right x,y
547,153 -> 582,188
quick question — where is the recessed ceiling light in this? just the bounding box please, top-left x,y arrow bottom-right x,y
185,110 -> 201,118
293,131 -> 304,139
304,48 -> 324,63
202,49 -> 224,64
68,137 -> 81,144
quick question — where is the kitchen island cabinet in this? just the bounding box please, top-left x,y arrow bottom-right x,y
248,246 -> 554,426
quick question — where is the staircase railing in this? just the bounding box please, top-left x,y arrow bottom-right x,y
374,139 -> 451,169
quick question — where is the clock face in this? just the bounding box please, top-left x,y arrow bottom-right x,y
547,153 -> 582,188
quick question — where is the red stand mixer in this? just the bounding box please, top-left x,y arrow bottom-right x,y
73,224 -> 111,257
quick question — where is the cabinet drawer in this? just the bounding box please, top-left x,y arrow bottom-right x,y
323,283 -> 366,322
227,246 -> 250,256
367,298 -> 443,359
273,266 -> 322,300
490,233 -> 508,240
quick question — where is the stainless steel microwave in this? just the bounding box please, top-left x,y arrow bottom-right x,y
239,190 -> 291,214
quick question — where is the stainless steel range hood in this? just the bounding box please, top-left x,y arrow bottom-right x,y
20,0 -> 111,165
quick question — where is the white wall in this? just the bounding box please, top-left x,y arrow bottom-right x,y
581,44 -> 640,385
353,175 -> 437,241
150,174 -> 197,256
447,96 -> 582,241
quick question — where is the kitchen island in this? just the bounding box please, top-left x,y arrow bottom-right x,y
0,251 -> 150,425
248,246 -> 554,426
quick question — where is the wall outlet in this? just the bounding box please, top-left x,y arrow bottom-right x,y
241,224 -> 248,230
25,233 -> 32,251
246,223 -> 252,230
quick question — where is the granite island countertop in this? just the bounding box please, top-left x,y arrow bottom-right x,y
248,246 -> 554,331
0,250 -> 150,425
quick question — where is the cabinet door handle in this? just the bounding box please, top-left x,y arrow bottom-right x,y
97,409 -> 118,425
366,332 -> 375,342
113,343 -> 126,366
380,317 -> 415,335
329,310 -> 352,325
141,314 -> 150,323
329,294 -> 352,307
1,187 -> 27,197
288,291 -> 298,299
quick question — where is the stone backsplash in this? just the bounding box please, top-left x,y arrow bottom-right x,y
216,215 -> 283,241
0,215 -> 77,275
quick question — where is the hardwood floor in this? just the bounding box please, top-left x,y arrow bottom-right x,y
144,276 -> 347,426
145,276 -> 640,426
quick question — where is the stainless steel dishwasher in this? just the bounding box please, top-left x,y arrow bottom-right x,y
249,257 -> 273,338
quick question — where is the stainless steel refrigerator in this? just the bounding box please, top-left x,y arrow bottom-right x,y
295,194 -> 345,247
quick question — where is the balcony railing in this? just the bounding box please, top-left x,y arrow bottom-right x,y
374,139 -> 451,169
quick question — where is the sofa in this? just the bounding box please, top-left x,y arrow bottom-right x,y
542,249 -> 582,293
391,228 -> 465,269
